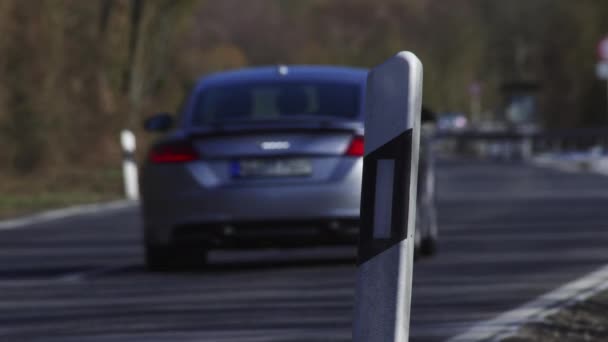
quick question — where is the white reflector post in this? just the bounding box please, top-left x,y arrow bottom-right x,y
353,51 -> 423,342
120,129 -> 139,200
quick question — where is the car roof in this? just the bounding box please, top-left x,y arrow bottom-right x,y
197,65 -> 368,88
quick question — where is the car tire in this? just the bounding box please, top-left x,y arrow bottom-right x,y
413,225 -> 422,260
145,244 -> 172,271
419,208 -> 439,257
416,199 -> 439,257
145,244 -> 208,271
419,236 -> 437,256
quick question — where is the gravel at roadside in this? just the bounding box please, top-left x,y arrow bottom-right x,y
501,290 -> 608,342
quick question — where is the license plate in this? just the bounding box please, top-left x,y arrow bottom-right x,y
233,158 -> 312,178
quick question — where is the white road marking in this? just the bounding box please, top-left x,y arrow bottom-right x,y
0,200 -> 137,231
42,329 -> 352,342
440,191 -> 608,201
531,157 -> 582,173
446,263 -> 608,342
58,265 -> 134,283
531,154 -> 608,176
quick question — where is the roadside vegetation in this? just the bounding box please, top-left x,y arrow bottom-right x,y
0,167 -> 122,218
1,0 -> 608,216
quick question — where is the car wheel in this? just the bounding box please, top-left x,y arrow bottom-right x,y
419,235 -> 437,256
416,197 -> 439,257
419,205 -> 439,257
413,225 -> 422,260
145,244 -> 172,271
145,244 -> 208,271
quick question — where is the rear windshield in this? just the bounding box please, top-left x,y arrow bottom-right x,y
192,81 -> 360,125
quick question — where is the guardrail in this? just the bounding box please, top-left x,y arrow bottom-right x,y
435,127 -> 608,160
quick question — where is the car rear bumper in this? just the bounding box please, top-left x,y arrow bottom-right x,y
142,166 -> 362,245
169,218 -> 360,249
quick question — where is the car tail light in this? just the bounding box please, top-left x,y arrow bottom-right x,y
149,140 -> 199,163
345,135 -> 365,157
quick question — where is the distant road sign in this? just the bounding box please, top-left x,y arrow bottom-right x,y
597,62 -> 608,80
598,36 -> 608,61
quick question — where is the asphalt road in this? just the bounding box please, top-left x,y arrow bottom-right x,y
2,159 -> 608,342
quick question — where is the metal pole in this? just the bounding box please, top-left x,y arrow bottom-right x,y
471,95 -> 481,126
353,52 -> 423,342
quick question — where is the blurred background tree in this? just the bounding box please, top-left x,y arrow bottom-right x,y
0,0 -> 608,211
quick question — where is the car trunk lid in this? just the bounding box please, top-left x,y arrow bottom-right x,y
186,120 -> 362,185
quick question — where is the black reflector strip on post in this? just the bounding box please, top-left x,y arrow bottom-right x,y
358,129 -> 413,265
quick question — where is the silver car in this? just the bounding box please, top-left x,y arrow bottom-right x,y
141,65 -> 437,270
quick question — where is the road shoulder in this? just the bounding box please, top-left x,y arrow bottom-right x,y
445,155 -> 608,341
0,200 -> 137,231
446,264 -> 608,341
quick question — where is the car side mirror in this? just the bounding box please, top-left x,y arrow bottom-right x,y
144,113 -> 174,132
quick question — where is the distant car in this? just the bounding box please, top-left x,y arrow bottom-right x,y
140,65 -> 438,270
